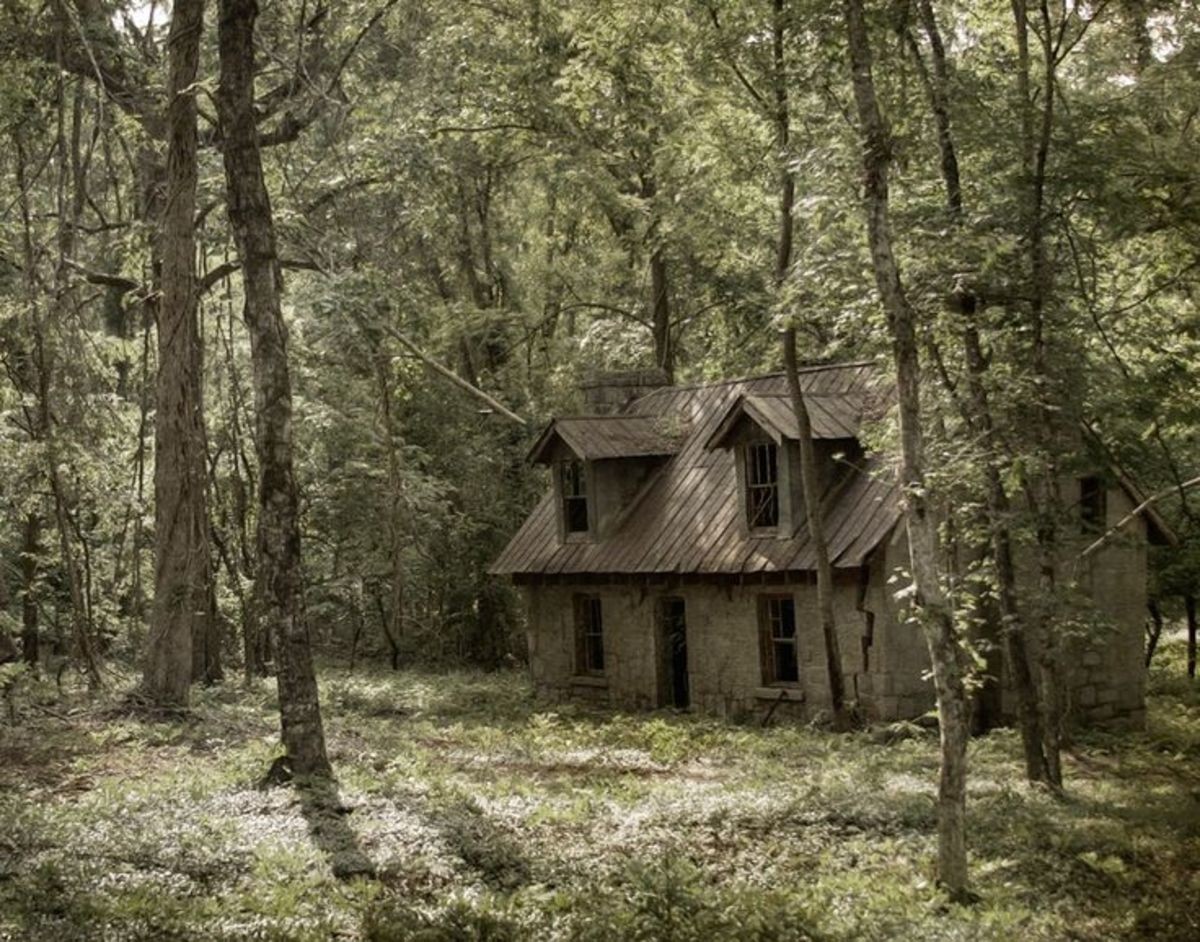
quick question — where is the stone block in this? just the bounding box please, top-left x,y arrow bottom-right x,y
1077,685 -> 1097,707
1094,686 -> 1119,706
1089,703 -> 1115,722
1080,650 -> 1102,668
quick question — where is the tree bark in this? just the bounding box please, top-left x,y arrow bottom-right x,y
1013,0 -> 1065,788
772,0 -> 794,285
20,514 -> 40,669
374,353 -> 406,665
1145,600 -> 1163,668
142,0 -> 214,705
843,0 -> 971,898
1187,595 -> 1197,679
218,0 -> 331,777
783,328 -> 847,726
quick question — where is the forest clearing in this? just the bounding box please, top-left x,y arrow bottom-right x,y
1,634 -> 1198,941
3,0 -> 1200,937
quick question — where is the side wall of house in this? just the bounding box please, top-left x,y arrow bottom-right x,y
522,563 -> 936,722
1064,484 -> 1147,727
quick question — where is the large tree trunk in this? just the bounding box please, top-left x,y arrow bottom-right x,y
142,0 -> 213,705
913,0 -> 1050,783
783,329 -> 847,726
843,0 -> 972,898
217,0 -> 331,777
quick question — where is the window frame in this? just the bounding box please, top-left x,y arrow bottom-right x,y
559,458 -> 591,538
1079,475 -> 1107,534
574,594 -> 605,676
758,593 -> 799,686
745,441 -> 781,531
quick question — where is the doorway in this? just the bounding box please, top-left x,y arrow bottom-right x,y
659,597 -> 689,709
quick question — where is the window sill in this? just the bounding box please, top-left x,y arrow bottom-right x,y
571,674 -> 608,688
754,686 -> 804,702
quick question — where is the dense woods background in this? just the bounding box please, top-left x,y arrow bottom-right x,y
2,0 -> 1197,676
1,0 -> 1200,927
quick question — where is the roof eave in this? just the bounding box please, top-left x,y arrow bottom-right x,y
703,395 -> 787,451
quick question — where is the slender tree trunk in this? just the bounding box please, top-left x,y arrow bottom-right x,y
649,246 -> 672,381
217,0 -> 331,777
142,0 -> 213,705
1013,0 -> 1065,788
843,0 -> 971,898
783,329 -> 847,725
374,354 -> 405,664
1145,600 -> 1163,668
46,36 -> 101,690
1187,595 -> 1197,679
20,514 -> 40,669
772,0 -> 794,285
913,0 -> 1050,783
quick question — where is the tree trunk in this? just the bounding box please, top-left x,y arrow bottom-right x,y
218,0 -> 331,777
910,0 -> 1050,783
783,328 -> 847,726
20,514 -> 40,669
649,246 -> 672,382
143,0 -> 213,705
1187,595 -> 1197,679
1013,0 -> 1065,788
772,0 -> 794,285
1145,600 -> 1163,668
843,0 -> 971,898
374,354 -> 406,665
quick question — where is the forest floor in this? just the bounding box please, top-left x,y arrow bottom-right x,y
1,637 -> 1198,942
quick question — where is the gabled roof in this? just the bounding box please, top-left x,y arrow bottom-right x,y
492,361 -> 901,577
527,414 -> 682,464
705,391 -> 864,450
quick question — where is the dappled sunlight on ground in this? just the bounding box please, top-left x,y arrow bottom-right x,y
1,638 -> 1198,940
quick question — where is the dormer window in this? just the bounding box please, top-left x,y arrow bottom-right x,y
560,460 -> 589,534
746,442 -> 780,529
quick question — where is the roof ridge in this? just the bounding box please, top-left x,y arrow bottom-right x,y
552,413 -> 662,421
748,389 -> 869,398
635,360 -> 878,395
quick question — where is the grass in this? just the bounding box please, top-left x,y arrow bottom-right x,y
1,635 -> 1198,941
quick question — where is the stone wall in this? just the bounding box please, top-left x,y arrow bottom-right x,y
522,483 -> 1148,729
523,552 -> 938,723
1062,484 -> 1148,728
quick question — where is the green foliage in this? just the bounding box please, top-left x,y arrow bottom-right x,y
2,653 -> 1199,939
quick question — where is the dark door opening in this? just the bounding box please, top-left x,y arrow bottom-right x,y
660,597 -> 689,709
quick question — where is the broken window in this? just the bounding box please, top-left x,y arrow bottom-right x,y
560,460 -> 589,534
746,442 -> 779,529
1079,475 -> 1106,533
575,594 -> 604,675
759,594 -> 798,684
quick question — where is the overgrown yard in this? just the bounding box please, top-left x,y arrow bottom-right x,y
2,637 -> 1198,942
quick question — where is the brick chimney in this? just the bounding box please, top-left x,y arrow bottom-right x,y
580,368 -> 671,414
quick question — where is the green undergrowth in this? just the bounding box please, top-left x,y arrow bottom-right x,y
1,637 -> 1198,941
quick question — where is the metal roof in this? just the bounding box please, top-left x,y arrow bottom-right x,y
527,414 -> 682,464
492,362 -> 901,577
704,391 -> 864,450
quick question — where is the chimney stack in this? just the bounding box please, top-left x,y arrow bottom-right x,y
580,368 -> 671,415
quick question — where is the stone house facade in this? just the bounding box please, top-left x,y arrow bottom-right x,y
491,364 -> 1153,727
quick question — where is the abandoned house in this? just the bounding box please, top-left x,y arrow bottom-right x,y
490,363 -> 1154,727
